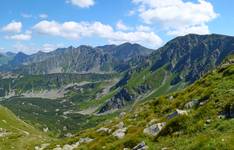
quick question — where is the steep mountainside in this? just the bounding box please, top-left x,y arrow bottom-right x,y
99,34 -> 234,113
46,55 -> 234,150
1,43 -> 153,74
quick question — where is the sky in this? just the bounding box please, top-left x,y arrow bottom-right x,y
0,0 -> 233,54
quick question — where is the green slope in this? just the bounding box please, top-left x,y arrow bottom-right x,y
0,105 -> 51,150
47,60 -> 234,149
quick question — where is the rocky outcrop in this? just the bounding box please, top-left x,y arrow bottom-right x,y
167,109 -> 188,120
184,99 -> 199,109
112,122 -> 127,139
96,127 -> 112,134
112,128 -> 127,139
98,88 -> 135,113
0,128 -> 10,137
135,84 -> 151,95
221,103 -> 234,118
53,137 -> 93,150
132,141 -> 149,150
143,122 -> 166,137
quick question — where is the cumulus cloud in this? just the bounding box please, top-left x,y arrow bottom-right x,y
12,43 -> 64,54
5,31 -> 32,41
5,33 -> 31,41
2,21 -> 22,33
33,20 -> 163,48
116,20 -> 131,31
136,25 -> 151,32
66,0 -> 95,8
132,0 -> 218,36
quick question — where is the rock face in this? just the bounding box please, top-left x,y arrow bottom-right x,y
167,109 -> 188,120
112,122 -> 127,139
132,141 -> 149,150
96,127 -> 112,134
150,34 -> 234,84
112,127 -> 127,139
222,103 -> 234,118
143,122 -> 166,137
98,88 -> 134,113
1,43 -> 153,74
0,128 -> 10,137
184,99 -> 199,109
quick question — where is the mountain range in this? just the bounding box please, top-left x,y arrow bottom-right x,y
0,34 -> 233,149
0,43 -> 153,74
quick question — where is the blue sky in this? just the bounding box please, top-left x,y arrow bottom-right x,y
0,0 -> 233,54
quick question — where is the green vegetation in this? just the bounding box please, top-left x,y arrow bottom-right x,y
0,73 -> 117,96
47,63 -> 234,149
0,105 -> 51,150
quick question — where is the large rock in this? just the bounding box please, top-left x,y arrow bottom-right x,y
221,103 -> 234,118
112,127 -> 127,139
167,109 -> 188,120
53,137 -> 93,150
116,121 -> 125,129
184,99 -> 199,109
143,122 -> 166,137
132,141 -> 149,150
96,127 -> 112,134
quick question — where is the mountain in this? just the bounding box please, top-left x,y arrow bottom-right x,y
1,43 -> 153,74
47,54 -> 234,150
0,52 -> 16,66
0,34 -> 234,149
98,34 -> 234,113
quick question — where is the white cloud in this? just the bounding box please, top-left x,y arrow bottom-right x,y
5,31 -> 32,41
116,20 -> 131,31
33,20 -> 163,48
66,0 -> 95,8
167,24 -> 209,36
132,0 -> 218,36
2,21 -> 22,33
12,43 -> 35,54
136,25 -> 151,32
12,43 -> 64,54
5,33 -> 31,41
39,14 -> 48,19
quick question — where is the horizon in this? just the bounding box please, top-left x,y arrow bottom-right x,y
2,33 -> 232,55
0,0 -> 233,54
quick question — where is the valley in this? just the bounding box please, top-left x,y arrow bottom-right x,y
0,34 -> 233,149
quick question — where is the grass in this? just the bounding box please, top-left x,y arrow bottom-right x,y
46,63 -> 234,149
0,105 -> 52,150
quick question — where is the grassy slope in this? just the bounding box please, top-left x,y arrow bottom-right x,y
47,63 -> 234,149
0,105 -> 51,150
124,65 -> 186,102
